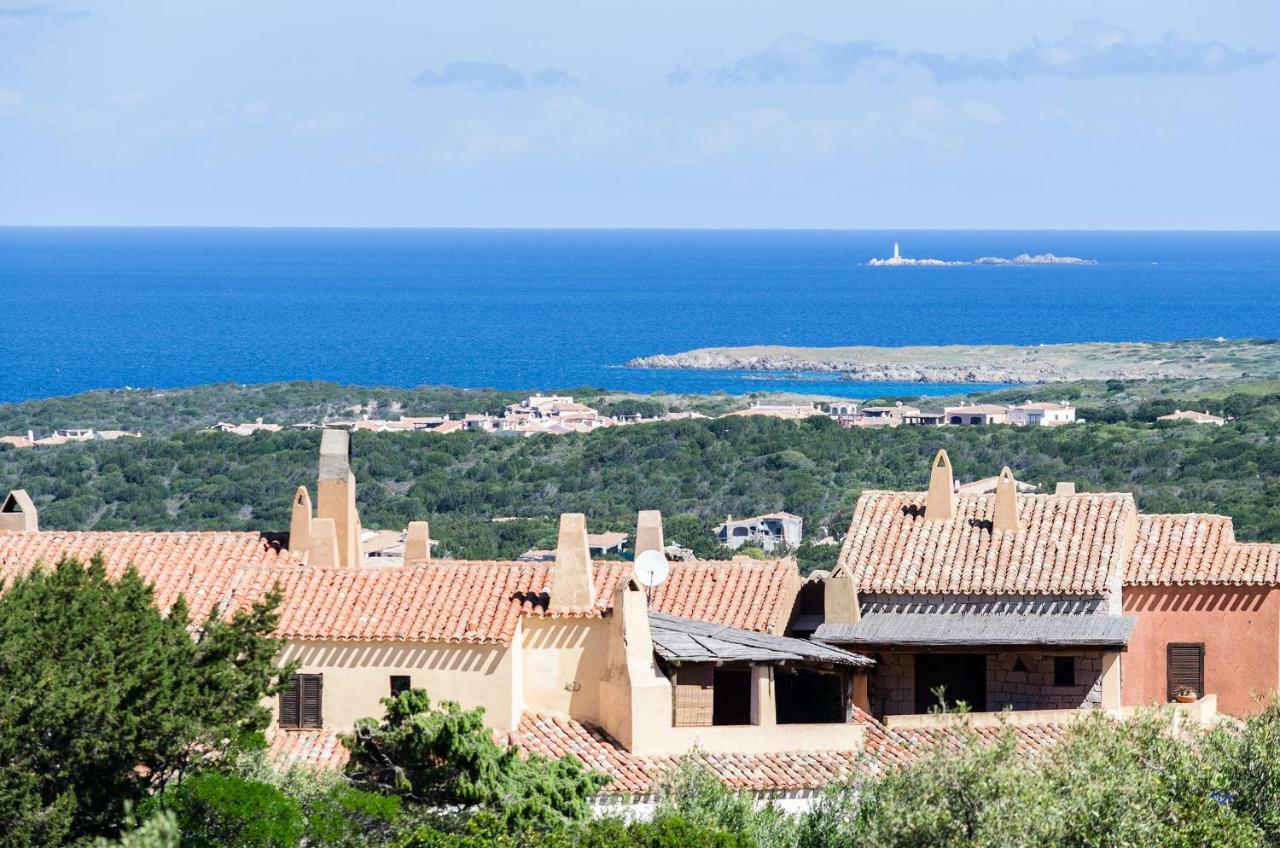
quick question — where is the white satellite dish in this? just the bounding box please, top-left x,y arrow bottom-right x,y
633,549 -> 670,588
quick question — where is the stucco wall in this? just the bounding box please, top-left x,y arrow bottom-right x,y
871,650 -> 1105,716
1123,585 -> 1280,716
275,638 -> 517,731
520,617 -> 610,724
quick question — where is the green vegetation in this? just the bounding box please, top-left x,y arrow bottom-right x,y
3,386 -> 1280,573
345,690 -> 608,828
0,557 -> 288,845
0,382 -> 754,439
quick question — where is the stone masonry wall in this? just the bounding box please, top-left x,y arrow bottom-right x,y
870,651 -> 1104,716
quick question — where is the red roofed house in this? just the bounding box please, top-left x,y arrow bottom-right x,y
813,449 -> 1280,721
1,432 -> 911,799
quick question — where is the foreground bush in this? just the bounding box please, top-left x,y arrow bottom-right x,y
0,557 -> 288,843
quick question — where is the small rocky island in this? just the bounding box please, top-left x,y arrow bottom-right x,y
627,338 -> 1280,384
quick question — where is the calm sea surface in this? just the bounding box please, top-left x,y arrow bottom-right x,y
1,228 -> 1278,403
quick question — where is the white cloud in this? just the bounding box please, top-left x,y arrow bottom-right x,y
698,20 -> 1272,86
414,62 -> 576,93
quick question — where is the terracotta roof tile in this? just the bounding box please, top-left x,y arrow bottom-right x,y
262,710 -> 1068,794
509,710 -> 1067,794
229,558 -> 798,643
266,728 -> 351,770
838,492 -> 1136,595
1127,513 -> 1280,586
0,530 -> 301,622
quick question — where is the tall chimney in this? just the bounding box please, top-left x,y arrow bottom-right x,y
316,429 -> 362,567
309,518 -> 341,568
550,513 -> 596,614
925,449 -> 955,521
288,486 -> 312,557
405,521 -> 431,562
635,510 -> 664,556
993,466 -> 1020,533
0,489 -> 38,532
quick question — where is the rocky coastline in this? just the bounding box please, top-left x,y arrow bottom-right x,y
626,339 -> 1279,384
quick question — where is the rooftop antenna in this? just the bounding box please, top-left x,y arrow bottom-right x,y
632,548 -> 670,605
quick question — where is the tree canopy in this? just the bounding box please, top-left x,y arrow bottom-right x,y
0,557 -> 288,843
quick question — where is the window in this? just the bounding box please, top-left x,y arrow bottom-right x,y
1167,643 -> 1205,701
279,673 -> 323,729
390,675 -> 411,698
1053,656 -> 1076,687
732,527 -> 749,537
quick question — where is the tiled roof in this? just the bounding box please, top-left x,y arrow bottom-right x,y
508,710 -> 1067,794
838,491 -> 1136,595
266,728 -> 351,770
229,558 -> 798,643
1127,513 -> 1280,586
263,710 -> 1068,793
0,530 -> 301,621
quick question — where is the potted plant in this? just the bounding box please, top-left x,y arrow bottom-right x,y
1174,686 -> 1198,704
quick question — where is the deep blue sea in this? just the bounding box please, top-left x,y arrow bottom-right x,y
1,228 -> 1278,404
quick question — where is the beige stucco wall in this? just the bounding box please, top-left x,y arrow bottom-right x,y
520,617 -> 610,724
274,637 -> 518,732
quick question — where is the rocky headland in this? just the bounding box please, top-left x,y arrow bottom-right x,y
627,339 -> 1280,384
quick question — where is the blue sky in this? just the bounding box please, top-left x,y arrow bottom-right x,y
1,1 -> 1276,228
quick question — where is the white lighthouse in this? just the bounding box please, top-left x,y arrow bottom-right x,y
893,242 -> 901,260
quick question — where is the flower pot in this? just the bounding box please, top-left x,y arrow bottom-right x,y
1175,694 -> 1197,704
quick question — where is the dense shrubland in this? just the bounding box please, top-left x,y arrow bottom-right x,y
3,388 -> 1280,572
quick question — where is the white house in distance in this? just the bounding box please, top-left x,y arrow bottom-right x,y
943,403 -> 1009,425
715,512 -> 804,553
1006,401 -> 1077,427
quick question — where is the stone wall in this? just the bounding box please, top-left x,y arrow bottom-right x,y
870,650 -> 1104,716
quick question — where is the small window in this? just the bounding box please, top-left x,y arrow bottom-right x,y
279,673 -> 323,729
1168,643 -> 1205,701
390,675 -> 411,698
1053,656 -> 1075,687
732,527 -> 749,537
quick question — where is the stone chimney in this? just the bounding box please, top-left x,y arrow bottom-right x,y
316,429 -> 363,568
635,510 -> 664,556
0,489 -> 38,532
309,518 -> 341,568
405,521 -> 431,563
599,577 -> 669,752
993,466 -> 1020,533
288,486 -> 312,557
925,449 -> 955,521
1055,481 -> 1077,496
550,513 -> 596,614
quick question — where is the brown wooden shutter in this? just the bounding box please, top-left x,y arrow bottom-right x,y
279,675 -> 301,728
672,665 -> 714,727
300,674 -> 323,728
1167,643 -> 1205,700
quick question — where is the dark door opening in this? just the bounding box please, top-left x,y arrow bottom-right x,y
915,654 -> 986,713
712,667 -> 752,725
776,668 -> 846,724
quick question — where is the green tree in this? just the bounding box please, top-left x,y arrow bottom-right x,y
148,772 -> 304,848
0,557 -> 288,842
345,689 -> 609,829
